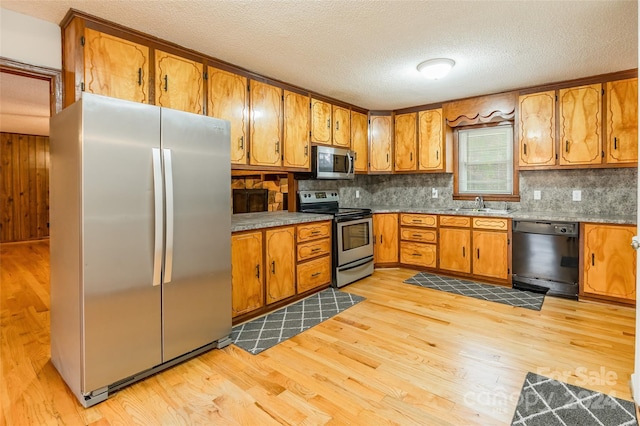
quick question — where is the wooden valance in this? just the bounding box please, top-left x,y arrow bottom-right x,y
443,91 -> 517,127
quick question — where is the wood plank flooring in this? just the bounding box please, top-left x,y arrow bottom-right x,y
1,240 -> 636,425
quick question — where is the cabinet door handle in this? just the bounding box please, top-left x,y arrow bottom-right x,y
271,261 -> 276,274
239,136 -> 244,150
614,137 -> 618,150
138,68 -> 142,86
327,119 -> 331,128
304,145 -> 308,156
256,264 -> 260,279
380,235 -> 383,244
275,140 -> 280,153
311,272 -> 321,278
410,152 -> 413,161
436,150 -> 439,160
565,140 -> 569,152
523,143 -> 527,156
477,248 -> 480,259
591,253 -> 595,266
354,152 -> 358,160
164,75 -> 168,92
386,153 -> 389,163
462,247 -> 465,257
336,120 -> 340,131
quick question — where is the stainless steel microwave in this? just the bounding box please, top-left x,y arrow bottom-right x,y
312,145 -> 355,179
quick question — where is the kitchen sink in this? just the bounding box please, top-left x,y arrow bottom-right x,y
446,207 -> 513,214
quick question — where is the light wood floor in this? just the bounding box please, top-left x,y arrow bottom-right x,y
1,240 -> 636,425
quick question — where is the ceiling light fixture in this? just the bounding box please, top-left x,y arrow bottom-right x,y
417,58 -> 455,80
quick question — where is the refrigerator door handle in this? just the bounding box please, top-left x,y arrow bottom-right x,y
151,148 -> 163,286
163,148 -> 174,284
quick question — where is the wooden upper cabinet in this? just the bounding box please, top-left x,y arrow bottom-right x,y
249,80 -> 282,167
311,98 -> 332,145
351,111 -> 369,172
265,227 -> 296,304
207,66 -> 248,165
518,91 -> 556,167
369,115 -> 393,172
418,108 -> 444,171
583,224 -> 637,302
606,78 -> 638,164
332,105 -> 351,147
154,50 -> 203,114
231,231 -> 264,317
283,90 -> 310,169
83,28 -> 149,103
394,113 -> 417,171
558,84 -> 602,166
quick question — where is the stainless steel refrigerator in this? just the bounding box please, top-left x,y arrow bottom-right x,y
49,93 -> 231,407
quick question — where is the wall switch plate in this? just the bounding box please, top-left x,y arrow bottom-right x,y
432,188 -> 438,198
355,190 -> 360,198
572,190 -> 582,201
533,190 -> 541,200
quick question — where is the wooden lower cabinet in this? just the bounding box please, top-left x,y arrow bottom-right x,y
373,213 -> 398,264
265,227 -> 296,304
582,223 -> 637,304
400,242 -> 436,268
439,227 -> 471,274
231,231 -> 264,317
399,213 -> 437,269
472,230 -> 509,280
296,221 -> 332,292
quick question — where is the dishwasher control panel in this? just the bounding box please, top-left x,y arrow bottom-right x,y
513,220 -> 579,237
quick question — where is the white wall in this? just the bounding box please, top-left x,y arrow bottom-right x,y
0,8 -> 61,69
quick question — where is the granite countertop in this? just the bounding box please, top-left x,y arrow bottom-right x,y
367,205 -> 637,225
231,211 -> 333,232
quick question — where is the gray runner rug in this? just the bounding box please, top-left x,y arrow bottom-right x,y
231,288 -> 364,354
404,272 -> 545,310
512,372 -> 636,425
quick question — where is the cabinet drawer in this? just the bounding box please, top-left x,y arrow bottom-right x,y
400,242 -> 437,268
400,213 -> 437,228
297,221 -> 332,242
472,218 -> 508,231
439,215 -> 471,227
297,238 -> 331,261
297,256 -> 331,293
400,228 -> 437,243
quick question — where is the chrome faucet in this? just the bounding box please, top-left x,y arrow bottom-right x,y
475,196 -> 484,209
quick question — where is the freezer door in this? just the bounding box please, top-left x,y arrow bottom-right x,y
81,94 -> 162,392
160,108 -> 232,361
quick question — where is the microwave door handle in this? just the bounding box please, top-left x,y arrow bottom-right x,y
347,152 -> 354,174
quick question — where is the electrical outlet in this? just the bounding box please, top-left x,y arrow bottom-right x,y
533,190 -> 541,200
572,190 -> 582,201
432,188 -> 438,198
355,190 -> 360,198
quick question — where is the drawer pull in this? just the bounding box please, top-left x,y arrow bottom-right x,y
412,253 -> 422,257
311,230 -> 321,235
412,219 -> 422,223
412,234 -> 422,237
311,247 -> 321,253
311,272 -> 321,277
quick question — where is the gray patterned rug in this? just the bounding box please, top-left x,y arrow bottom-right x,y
231,288 -> 365,354
404,272 -> 545,310
512,372 -> 636,425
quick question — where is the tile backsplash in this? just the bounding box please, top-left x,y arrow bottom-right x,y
297,168 -> 638,216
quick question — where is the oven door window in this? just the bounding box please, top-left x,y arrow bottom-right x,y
342,221 -> 370,251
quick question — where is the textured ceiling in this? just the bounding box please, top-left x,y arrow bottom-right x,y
1,0 -> 638,111
0,72 -> 50,136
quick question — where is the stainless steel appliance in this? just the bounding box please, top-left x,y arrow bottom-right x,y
49,93 -> 232,407
298,190 -> 373,287
312,145 -> 355,179
512,220 -> 580,299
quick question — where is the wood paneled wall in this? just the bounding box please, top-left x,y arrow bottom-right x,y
0,132 -> 49,242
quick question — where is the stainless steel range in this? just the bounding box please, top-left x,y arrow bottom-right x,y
298,190 -> 374,287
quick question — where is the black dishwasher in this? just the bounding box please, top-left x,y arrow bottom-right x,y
512,220 -> 580,299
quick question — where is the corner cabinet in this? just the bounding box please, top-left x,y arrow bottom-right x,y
373,213 -> 398,264
605,78 -> 638,164
351,111 -> 369,172
207,66 -> 248,165
369,115 -> 393,173
582,223 -> 637,305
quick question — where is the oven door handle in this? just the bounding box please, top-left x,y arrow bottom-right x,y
335,214 -> 372,223
337,255 -> 374,272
